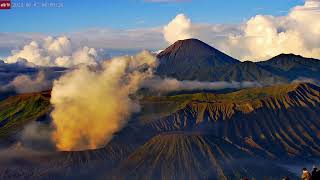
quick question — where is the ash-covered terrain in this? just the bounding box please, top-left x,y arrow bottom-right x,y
0,39 -> 320,180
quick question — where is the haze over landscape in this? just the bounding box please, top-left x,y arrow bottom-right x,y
0,0 -> 320,179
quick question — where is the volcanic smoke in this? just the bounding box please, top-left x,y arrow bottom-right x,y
50,50 -> 261,151
50,51 -> 157,151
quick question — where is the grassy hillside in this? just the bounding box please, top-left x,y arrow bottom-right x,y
0,91 -> 51,139
140,83 -> 319,121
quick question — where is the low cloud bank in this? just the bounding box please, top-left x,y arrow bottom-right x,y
0,59 -> 67,99
0,70 -> 64,96
292,77 -> 320,85
5,36 -> 98,67
19,122 -> 55,151
8,71 -> 51,93
144,78 -> 261,93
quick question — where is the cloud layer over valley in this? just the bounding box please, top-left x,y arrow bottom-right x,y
143,78 -> 261,93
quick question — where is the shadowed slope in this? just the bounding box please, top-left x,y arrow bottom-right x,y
115,133 -> 296,180
0,140 -> 136,180
218,61 -> 287,83
259,53 -> 320,81
156,39 -> 239,81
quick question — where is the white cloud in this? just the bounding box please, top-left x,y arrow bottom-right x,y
2,1 -> 320,62
68,28 -> 165,50
0,28 -> 165,54
45,36 -> 72,57
160,1 -> 320,61
5,36 -> 98,67
143,78 -> 261,93
224,0 -> 320,61
163,14 -> 193,44
8,71 -> 51,93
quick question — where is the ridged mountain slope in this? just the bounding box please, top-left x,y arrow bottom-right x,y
141,83 -> 320,159
259,53 -> 320,81
114,133 -> 295,180
0,91 -> 51,141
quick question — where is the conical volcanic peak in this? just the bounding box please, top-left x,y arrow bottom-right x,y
156,39 -> 239,81
157,38 -> 239,65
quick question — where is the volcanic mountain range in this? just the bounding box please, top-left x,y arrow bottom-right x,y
156,39 -> 320,83
0,39 -> 319,179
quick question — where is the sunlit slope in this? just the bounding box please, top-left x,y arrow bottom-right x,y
141,83 -> 320,158
0,83 -> 319,160
0,83 -> 317,179
0,91 -> 51,139
141,83 -> 319,119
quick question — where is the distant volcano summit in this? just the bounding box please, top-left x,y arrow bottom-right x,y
156,39 -> 239,80
156,39 -> 320,84
157,38 -> 239,65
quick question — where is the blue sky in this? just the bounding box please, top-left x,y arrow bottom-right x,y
0,0 -> 304,33
2,0 -> 320,62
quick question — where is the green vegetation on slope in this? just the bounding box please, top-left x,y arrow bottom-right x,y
0,91 -> 51,138
140,83 -> 320,159
140,83 -> 318,121
222,83 -> 306,101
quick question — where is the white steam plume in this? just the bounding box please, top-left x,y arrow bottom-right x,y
49,50 -> 262,151
50,51 -> 157,151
